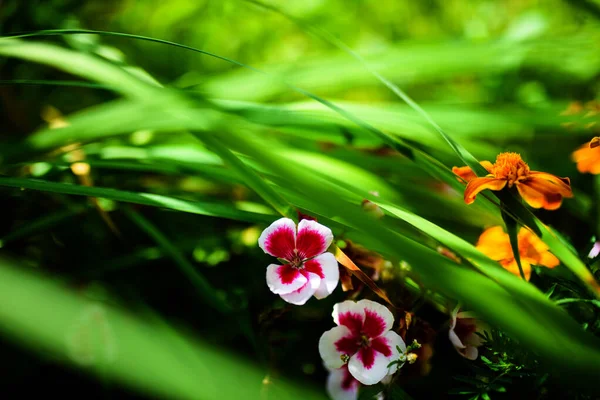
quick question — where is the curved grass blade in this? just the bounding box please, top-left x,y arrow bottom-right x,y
123,206 -> 231,313
0,256 -> 327,400
241,0 -> 487,176
0,177 -> 275,224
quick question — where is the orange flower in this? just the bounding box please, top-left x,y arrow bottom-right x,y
572,138 -> 600,174
475,226 -> 559,280
452,152 -> 573,210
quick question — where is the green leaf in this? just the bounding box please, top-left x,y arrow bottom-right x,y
502,208 -> 527,280
0,256 -> 327,400
357,383 -> 384,400
0,177 -> 275,223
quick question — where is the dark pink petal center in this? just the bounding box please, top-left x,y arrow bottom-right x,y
370,336 -> 392,357
338,312 -> 364,335
335,335 -> 361,356
357,347 -> 376,369
303,259 -> 325,278
362,309 -> 387,338
296,228 -> 326,259
265,226 -> 296,260
278,264 -> 300,285
454,318 -> 477,340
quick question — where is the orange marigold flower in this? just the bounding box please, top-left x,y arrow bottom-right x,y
451,152 -> 573,210
572,138 -> 600,174
476,226 -> 559,280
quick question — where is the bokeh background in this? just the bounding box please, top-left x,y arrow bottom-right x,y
1,0 -> 599,399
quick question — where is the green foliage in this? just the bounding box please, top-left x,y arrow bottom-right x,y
1,0 -> 600,398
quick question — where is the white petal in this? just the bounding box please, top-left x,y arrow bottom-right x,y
279,272 -> 320,305
449,329 -> 465,350
296,219 -> 334,259
357,299 -> 394,338
319,325 -> 353,370
348,347 -> 391,386
326,367 -> 360,400
384,331 -> 406,375
461,345 -> 479,360
266,264 -> 307,295
258,218 -> 297,259
311,253 -> 340,299
333,300 -> 366,329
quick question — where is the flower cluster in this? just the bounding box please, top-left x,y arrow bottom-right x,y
258,218 -> 485,399
255,142 -> 585,399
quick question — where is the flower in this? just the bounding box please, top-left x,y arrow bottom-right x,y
588,241 -> 600,259
258,217 -> 339,305
326,364 -> 388,400
326,364 -> 360,400
319,299 -> 405,385
452,152 -> 573,210
475,226 -> 559,280
448,306 -> 484,360
572,138 -> 600,174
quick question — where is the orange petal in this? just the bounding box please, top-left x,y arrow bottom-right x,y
572,144 -> 600,174
475,226 -> 512,261
452,166 -> 477,182
452,161 -> 494,183
537,252 -> 560,269
464,178 -> 507,204
501,259 -> 532,280
527,172 -> 573,197
480,161 -> 493,173
516,179 -> 566,210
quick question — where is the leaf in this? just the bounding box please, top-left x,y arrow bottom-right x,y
387,384 -> 416,400
123,207 -> 231,313
0,177 -> 275,223
501,208 -> 527,280
333,246 -> 395,308
0,256 -> 328,400
357,383 -> 384,400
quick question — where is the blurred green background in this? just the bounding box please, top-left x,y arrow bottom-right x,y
1,0 -> 600,399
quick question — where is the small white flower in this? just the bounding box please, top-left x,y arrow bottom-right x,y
448,306 -> 484,360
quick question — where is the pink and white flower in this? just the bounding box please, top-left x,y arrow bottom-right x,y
319,299 -> 405,385
326,364 -> 361,400
326,364 -> 390,400
448,306 -> 484,360
258,217 -> 339,305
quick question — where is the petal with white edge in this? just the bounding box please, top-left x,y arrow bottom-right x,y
326,367 -> 360,400
279,272 -> 320,305
308,253 -> 339,299
359,299 -> 394,339
449,329 -> 465,350
461,345 -> 479,360
266,264 -> 307,295
348,346 -> 390,385
296,219 -> 333,259
319,325 -> 354,370
333,301 -> 365,334
381,331 -> 406,375
258,218 -> 296,260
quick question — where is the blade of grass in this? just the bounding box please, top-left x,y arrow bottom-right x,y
123,206 -> 231,313
0,177 -> 275,223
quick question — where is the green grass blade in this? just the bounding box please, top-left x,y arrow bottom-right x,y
123,206 -> 232,313
0,177 -> 275,223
